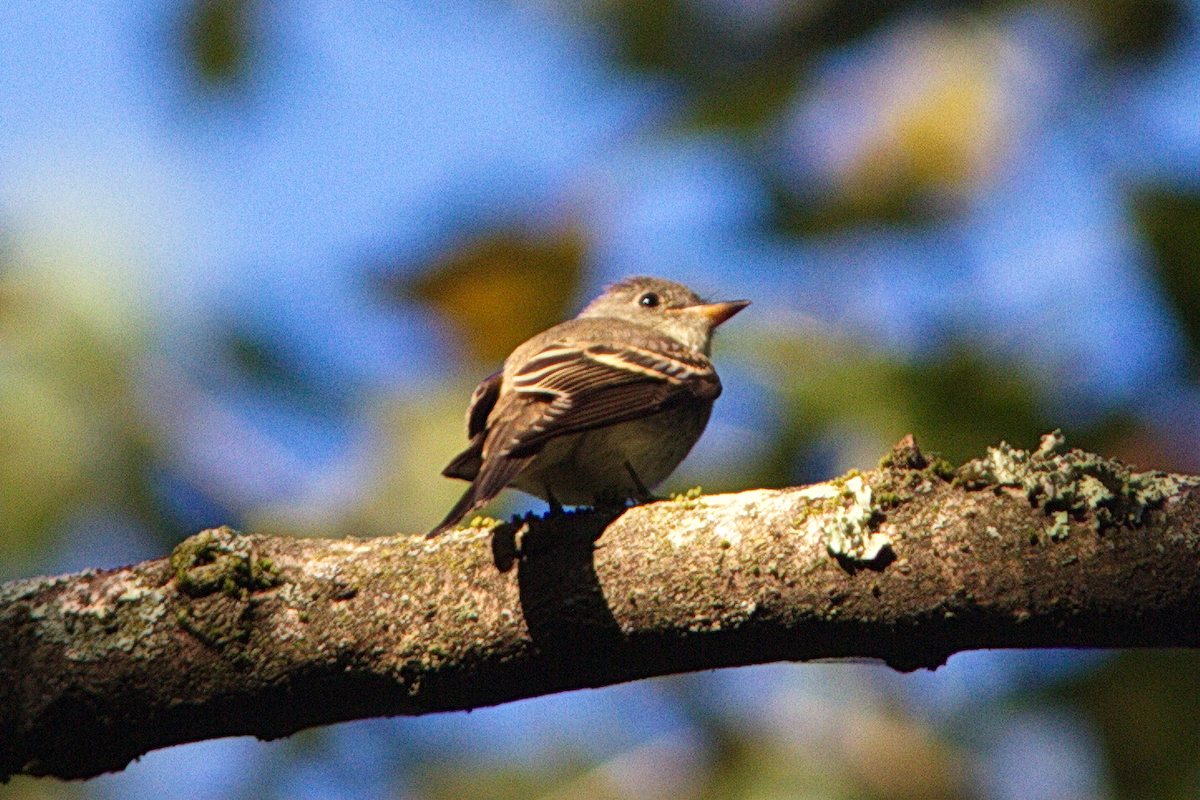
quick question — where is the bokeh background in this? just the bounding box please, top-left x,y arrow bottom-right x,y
4,0 -> 1200,797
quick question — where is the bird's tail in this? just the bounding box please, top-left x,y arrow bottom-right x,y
426,454 -> 533,538
427,483 -> 487,538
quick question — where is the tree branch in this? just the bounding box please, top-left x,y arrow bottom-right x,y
4,434 -> 1200,781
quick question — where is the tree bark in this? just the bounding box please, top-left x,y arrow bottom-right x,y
4,434 -> 1200,781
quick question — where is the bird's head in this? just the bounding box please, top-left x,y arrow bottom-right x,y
578,276 -> 749,353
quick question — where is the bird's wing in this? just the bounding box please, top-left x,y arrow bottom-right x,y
466,369 -> 503,439
429,333 -> 719,538
495,336 -> 720,457
440,369 -> 503,481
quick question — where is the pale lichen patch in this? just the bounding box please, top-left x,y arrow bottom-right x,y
822,476 -> 891,562
665,514 -> 714,549
303,538 -> 388,581
702,490 -> 780,549
273,606 -> 309,642
651,489 -> 768,548
1048,511 -> 1071,541
958,430 -> 1196,533
796,483 -> 840,501
21,572 -> 170,661
0,572 -> 87,605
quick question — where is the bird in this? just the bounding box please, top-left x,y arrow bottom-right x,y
428,276 -> 749,537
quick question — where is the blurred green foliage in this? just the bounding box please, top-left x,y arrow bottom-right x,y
1134,189 -> 1200,376
252,386 -> 482,539
590,0 -> 998,133
1056,651 -> 1200,800
594,0 -> 1191,232
742,330 -> 1049,488
179,0 -> 259,90
420,758 -> 599,800
0,228 -> 170,575
593,0 -> 1190,119
1082,0 -> 1189,63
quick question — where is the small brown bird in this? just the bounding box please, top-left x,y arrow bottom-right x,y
428,276 -> 749,537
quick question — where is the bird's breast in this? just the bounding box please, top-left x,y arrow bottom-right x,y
509,401 -> 712,506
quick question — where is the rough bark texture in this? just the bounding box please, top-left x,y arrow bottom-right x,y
4,434 -> 1200,781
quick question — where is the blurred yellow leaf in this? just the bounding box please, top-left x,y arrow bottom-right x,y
839,710 -> 965,800
842,21 -> 1008,213
405,227 -> 587,363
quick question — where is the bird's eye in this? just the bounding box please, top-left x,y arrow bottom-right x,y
638,292 -> 660,308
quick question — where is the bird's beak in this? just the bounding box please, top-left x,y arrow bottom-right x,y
692,299 -> 750,327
